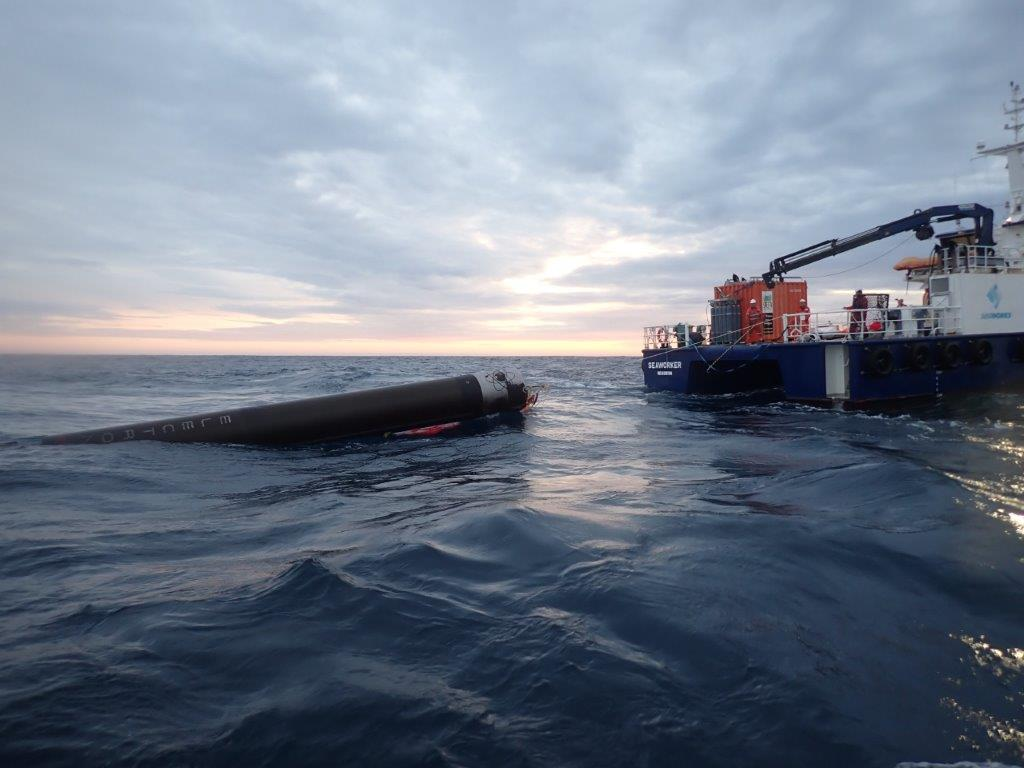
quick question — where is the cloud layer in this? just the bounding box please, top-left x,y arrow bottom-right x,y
1,0 -> 1020,354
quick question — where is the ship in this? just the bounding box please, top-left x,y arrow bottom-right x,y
642,82 -> 1024,407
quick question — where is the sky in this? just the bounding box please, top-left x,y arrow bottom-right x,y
1,0 -> 1021,356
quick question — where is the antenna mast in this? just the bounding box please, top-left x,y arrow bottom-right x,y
1005,81 -> 1023,143
976,81 -> 1024,229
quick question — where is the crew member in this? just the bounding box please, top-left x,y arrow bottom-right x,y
887,298 -> 905,335
918,290 -> 932,335
849,289 -> 868,337
745,298 -> 763,343
795,297 -> 811,336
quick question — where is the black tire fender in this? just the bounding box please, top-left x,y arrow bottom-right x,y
864,346 -> 894,376
1012,336 -> 1024,362
939,341 -> 962,369
969,339 -> 993,365
908,343 -> 931,371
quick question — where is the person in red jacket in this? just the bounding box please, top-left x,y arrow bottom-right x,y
745,298 -> 763,343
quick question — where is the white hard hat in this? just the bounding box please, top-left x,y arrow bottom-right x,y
749,298 -> 757,304
799,298 -> 807,304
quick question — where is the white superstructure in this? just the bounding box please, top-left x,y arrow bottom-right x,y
977,81 -> 1024,259
900,82 -> 1024,337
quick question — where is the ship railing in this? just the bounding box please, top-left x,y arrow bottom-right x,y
907,245 -> 1023,276
644,325 -> 673,350
939,245 -> 1003,273
780,306 -> 961,343
643,323 -> 718,350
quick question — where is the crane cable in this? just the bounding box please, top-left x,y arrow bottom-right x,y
798,233 -> 914,279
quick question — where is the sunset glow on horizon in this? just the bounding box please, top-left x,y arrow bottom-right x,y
1,3 -> 1016,357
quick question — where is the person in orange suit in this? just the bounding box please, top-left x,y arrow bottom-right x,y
795,298 -> 811,336
745,298 -> 763,343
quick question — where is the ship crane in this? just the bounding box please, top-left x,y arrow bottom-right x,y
761,204 -> 995,286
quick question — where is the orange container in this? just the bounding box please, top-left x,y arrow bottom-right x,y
713,279 -> 808,342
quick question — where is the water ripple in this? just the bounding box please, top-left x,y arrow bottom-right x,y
1,355 -> 1023,766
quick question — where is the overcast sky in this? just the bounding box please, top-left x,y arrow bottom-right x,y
1,0 -> 1020,355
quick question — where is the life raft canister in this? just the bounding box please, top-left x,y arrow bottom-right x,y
864,346 -> 894,377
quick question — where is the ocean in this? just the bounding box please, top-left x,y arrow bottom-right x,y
1,355 -> 1022,767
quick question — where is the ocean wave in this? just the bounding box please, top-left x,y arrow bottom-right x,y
2,356 -> 1023,766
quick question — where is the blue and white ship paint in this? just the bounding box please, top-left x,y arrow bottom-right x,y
642,83 -> 1024,407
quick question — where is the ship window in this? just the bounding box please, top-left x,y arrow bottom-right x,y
930,277 -> 949,293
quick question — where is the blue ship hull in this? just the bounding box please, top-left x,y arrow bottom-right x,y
642,333 -> 1024,406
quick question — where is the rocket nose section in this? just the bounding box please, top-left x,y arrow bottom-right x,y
473,370 -> 528,410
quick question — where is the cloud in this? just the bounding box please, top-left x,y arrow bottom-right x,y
0,0 -> 1020,354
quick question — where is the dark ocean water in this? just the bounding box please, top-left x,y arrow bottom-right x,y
1,355 -> 1023,768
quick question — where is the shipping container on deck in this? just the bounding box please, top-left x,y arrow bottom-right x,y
713,279 -> 808,342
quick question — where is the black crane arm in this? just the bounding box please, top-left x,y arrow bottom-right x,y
761,204 -> 995,286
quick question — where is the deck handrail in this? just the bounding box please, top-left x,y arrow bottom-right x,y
904,245 -> 1024,277
779,306 -> 961,343
644,305 -> 962,350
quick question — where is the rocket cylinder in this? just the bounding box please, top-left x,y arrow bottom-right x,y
43,371 -> 529,446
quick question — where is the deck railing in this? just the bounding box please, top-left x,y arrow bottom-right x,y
643,325 -> 674,350
643,324 -> 718,350
905,245 -> 1024,276
780,306 -> 961,343
645,306 -> 962,349
643,322 -> 757,350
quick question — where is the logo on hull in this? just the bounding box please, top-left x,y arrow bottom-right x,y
981,283 -> 1011,320
987,283 -> 1001,309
